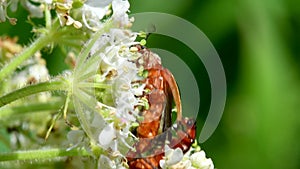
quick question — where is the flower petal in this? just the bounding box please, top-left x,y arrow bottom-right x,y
112,0 -> 130,14
86,0 -> 112,7
99,123 -> 116,148
190,151 -> 214,169
166,148 -> 183,166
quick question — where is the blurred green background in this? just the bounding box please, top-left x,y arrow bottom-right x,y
1,0 -> 300,168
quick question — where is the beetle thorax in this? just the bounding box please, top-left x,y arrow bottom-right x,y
137,48 -> 162,69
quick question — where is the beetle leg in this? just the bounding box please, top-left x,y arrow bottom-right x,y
161,68 -> 182,121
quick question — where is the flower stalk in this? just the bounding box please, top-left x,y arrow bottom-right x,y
0,80 -> 69,108
0,148 -> 90,161
0,18 -> 82,81
0,35 -> 50,81
0,98 -> 64,118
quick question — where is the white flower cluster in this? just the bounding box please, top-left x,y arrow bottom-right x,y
69,1 -> 143,168
54,0 -> 132,30
1,0 -> 131,31
160,145 -> 214,169
85,27 -> 147,168
96,28 -> 143,150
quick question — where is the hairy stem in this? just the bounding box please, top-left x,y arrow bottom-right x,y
0,80 -> 69,108
0,98 -> 64,118
0,19 -> 68,81
0,148 -> 90,161
0,35 -> 50,81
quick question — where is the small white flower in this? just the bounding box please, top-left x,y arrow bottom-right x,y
98,155 -> 116,169
190,151 -> 214,169
108,29 -> 137,46
111,0 -> 131,27
98,122 -> 133,152
112,0 -> 130,15
22,0 -> 43,18
99,123 -> 117,149
81,2 -> 110,31
160,146 -> 184,169
82,4 -> 108,22
159,145 -> 215,169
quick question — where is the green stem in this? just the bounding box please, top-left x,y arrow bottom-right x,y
0,98 -> 64,118
45,4 -> 51,29
0,19 -> 67,81
0,147 -> 90,161
0,80 -> 69,108
0,35 -> 50,81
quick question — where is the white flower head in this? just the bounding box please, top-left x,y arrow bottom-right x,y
112,60 -> 141,121
92,28 -> 140,124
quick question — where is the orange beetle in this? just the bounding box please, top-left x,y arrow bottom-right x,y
126,46 -> 196,169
